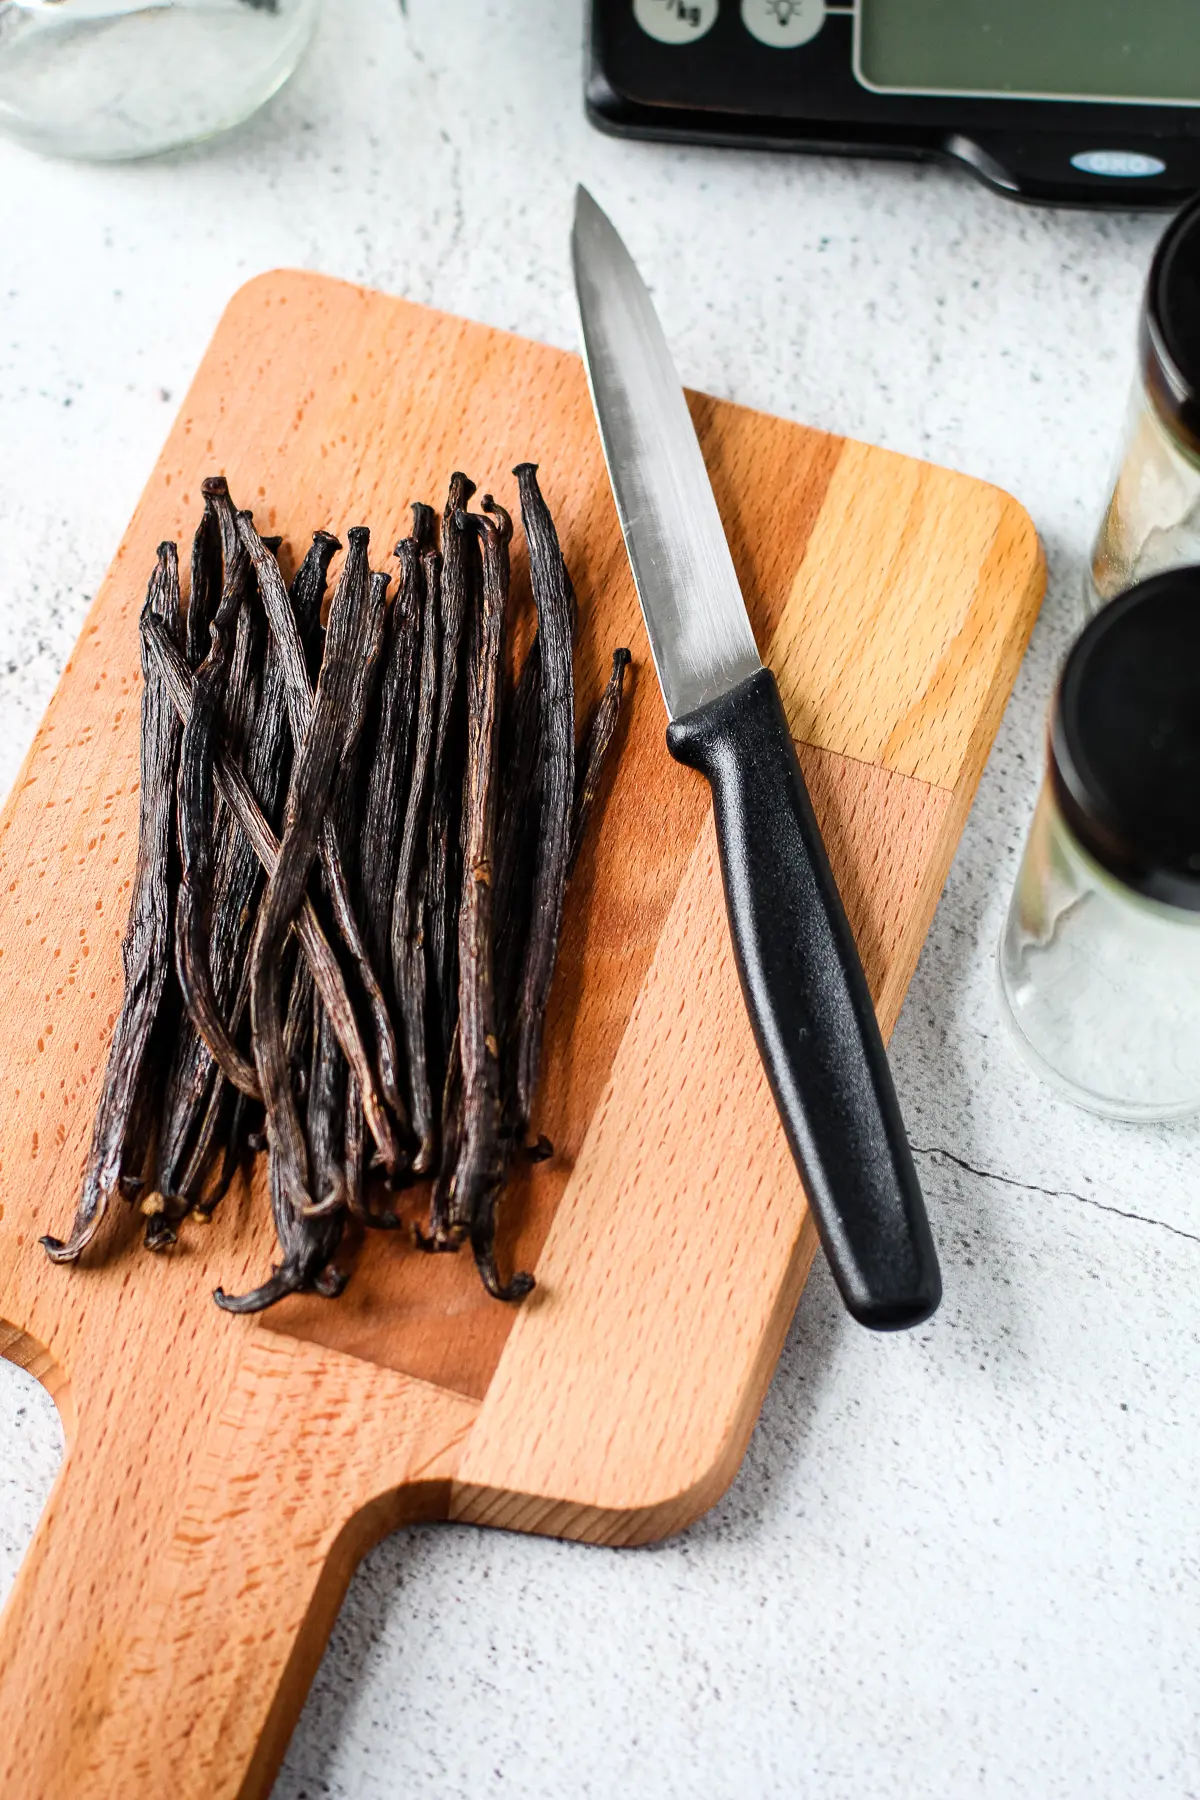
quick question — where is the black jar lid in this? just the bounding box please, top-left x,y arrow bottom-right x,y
1051,569 -> 1200,913
1142,193 -> 1200,460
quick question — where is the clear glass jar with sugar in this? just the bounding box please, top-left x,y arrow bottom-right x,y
1000,568 -> 1200,1120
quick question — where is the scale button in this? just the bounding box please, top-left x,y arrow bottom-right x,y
1071,149 -> 1167,178
741,0 -> 826,46
633,0 -> 719,43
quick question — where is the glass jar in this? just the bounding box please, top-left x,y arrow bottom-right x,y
0,0 -> 321,162
999,568 -> 1200,1120
1088,194 -> 1200,611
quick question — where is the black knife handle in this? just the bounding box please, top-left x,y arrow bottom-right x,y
667,668 -> 941,1331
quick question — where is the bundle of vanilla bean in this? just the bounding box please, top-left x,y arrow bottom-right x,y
42,468 -> 631,1312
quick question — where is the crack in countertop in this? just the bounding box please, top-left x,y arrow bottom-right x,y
911,1144 -> 1200,1247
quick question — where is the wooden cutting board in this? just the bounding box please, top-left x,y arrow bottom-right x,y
0,271 -> 1043,1798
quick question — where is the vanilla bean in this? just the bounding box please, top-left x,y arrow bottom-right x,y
174,1067 -> 235,1215
216,1089 -> 258,1202
495,639 -> 543,1058
239,514 -> 408,1156
41,544 -> 183,1264
154,531 -> 335,1210
358,541 -> 420,994
306,1003 -> 346,1217
167,917 -> 259,1222
448,500 -> 532,1301
426,473 -> 476,1086
140,610 -> 394,1172
289,530 -> 341,704
152,483 -> 253,1224
175,537 -> 261,1099
214,960 -> 347,1314
570,648 -> 632,872
207,476 -> 242,595
288,960 -> 315,1107
390,511 -> 442,1174
57,466 -> 628,1314
221,560 -> 267,762
214,1152 -> 347,1313
330,566 -> 390,944
304,570 -> 390,1219
149,520 -> 276,1212
511,464 -> 576,1140
428,1031 -> 463,1247
343,1071 -> 367,1219
187,480 -> 225,670
435,601 -> 538,1239
249,528 -> 379,1217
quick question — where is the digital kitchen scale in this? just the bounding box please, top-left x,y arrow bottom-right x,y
588,0 -> 1200,208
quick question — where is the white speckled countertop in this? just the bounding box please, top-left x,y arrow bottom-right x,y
1,3 -> 1196,1796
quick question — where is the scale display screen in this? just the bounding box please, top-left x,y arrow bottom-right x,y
856,0 -> 1200,105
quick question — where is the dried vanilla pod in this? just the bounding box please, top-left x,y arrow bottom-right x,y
194,530 -> 338,1191
390,509 -> 442,1174
570,648 -> 632,872
151,521 -> 276,1200
344,1068 -> 403,1229
216,960 -> 347,1315
511,463 -> 577,1140
220,532 -> 339,1017
236,512 -> 335,773
303,569 -> 390,1218
306,1002 -> 346,1218
429,631 -> 539,1245
41,543 -> 184,1264
140,610 -> 390,1174
289,530 -> 341,698
175,536 -> 262,1101
196,533 -> 337,1211
495,639 -> 543,1061
205,476 -> 243,601
329,567 -> 391,970
425,491 -> 495,1250
170,1060 -> 234,1218
428,1037 -> 464,1245
425,474 -> 476,1086
343,1070 -> 367,1218
187,480 -> 225,670
155,501 -> 243,1207
448,499 -> 533,1300
359,539 -> 420,996
248,527 -> 380,1219
153,485 -> 259,1224
287,961 -> 315,1108
313,568 -> 409,1159
50,469 -> 633,1317
221,561 -> 266,760
154,530 -> 335,1213
239,514 -> 408,1159
465,640 -> 630,1208
214,1089 -> 258,1205
215,1149 -> 347,1314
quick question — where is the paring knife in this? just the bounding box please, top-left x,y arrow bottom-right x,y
572,186 -> 941,1331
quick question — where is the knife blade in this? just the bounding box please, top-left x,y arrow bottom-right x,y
572,185 -> 941,1330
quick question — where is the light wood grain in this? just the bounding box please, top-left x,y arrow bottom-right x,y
0,270 -> 1044,1797
450,760 -> 955,1543
0,1334 -> 476,1800
771,436 -> 1041,789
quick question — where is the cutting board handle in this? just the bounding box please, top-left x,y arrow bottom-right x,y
0,1330 -> 476,1800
